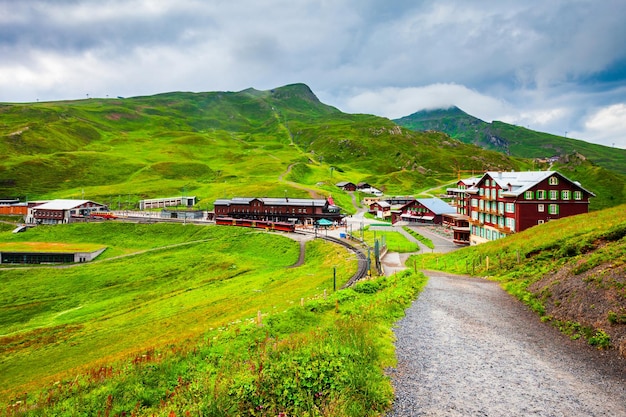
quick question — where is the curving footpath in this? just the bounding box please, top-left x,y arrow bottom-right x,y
386,271 -> 626,416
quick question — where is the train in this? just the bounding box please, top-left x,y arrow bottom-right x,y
215,217 -> 296,232
89,212 -> 118,220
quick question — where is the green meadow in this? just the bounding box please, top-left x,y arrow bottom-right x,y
0,222 -> 429,416
0,223 -> 357,400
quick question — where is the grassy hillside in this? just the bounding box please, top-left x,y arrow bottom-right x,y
0,222 -> 428,416
394,107 -> 626,209
415,204 -> 626,356
0,84 -> 529,209
0,223 -> 357,399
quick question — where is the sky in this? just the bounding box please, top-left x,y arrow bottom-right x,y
2,0 -> 626,149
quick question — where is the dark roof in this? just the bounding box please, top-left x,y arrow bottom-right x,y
214,197 -> 329,207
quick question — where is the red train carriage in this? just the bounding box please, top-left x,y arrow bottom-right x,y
215,217 -> 295,232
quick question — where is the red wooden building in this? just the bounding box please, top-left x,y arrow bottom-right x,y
465,171 -> 594,244
213,197 -> 343,225
391,198 -> 456,225
369,201 -> 391,219
446,177 -> 481,216
26,200 -> 110,225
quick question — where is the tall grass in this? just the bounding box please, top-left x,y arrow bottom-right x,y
3,266 -> 427,416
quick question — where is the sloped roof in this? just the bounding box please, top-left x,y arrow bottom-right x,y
417,198 -> 457,215
475,171 -> 595,197
32,199 -> 104,210
214,197 -> 329,207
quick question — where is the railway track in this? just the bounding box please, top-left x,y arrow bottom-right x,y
295,231 -> 369,288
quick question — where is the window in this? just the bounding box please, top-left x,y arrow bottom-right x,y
506,217 -> 516,232
491,189 -> 497,199
479,188 -> 484,196
479,200 -> 484,210
525,191 -> 534,200
498,202 -> 504,214
505,203 -> 515,213
562,190 -> 570,200
548,204 -> 559,215
538,204 -> 544,212
498,189 -> 503,198
536,190 -> 546,200
549,190 -> 558,200
574,191 -> 582,200
549,176 -> 559,185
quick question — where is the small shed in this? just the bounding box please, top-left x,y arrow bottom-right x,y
335,182 -> 357,191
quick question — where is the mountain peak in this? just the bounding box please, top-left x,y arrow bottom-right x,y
268,83 -> 320,103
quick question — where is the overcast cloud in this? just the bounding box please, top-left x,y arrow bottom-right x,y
1,0 -> 625,148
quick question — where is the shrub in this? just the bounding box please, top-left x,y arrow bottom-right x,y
588,329 -> 611,349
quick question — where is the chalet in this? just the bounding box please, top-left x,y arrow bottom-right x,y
335,182 -> 357,192
213,197 -> 343,225
442,213 -> 471,245
26,200 -> 109,225
446,177 -> 481,216
363,196 -> 380,207
357,182 -> 371,190
139,196 -> 197,210
465,171 -> 594,245
391,198 -> 456,225
369,201 -> 391,219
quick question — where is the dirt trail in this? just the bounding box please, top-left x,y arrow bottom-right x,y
387,271 -> 626,416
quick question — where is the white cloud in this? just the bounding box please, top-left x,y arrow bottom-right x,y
569,104 -> 626,149
333,84 -> 509,121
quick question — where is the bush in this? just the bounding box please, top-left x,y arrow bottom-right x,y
589,329 -> 611,349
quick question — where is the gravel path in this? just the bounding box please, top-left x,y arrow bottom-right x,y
386,271 -> 626,416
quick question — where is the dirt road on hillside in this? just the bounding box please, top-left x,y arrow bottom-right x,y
386,271 -> 626,416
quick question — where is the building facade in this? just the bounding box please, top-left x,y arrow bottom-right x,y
391,198 -> 456,225
369,201 -> 391,219
465,171 -> 594,245
213,197 -> 343,225
26,200 -> 109,225
446,177 -> 481,216
139,196 -> 197,210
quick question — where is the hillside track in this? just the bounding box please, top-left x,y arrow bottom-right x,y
294,230 -> 369,287
387,271 -> 626,416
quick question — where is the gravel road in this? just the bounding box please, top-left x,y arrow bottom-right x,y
386,271 -> 626,416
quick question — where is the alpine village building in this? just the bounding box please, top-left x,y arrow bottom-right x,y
213,197 -> 343,225
451,171 -> 594,245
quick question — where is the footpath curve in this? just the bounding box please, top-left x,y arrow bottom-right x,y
386,271 -> 626,416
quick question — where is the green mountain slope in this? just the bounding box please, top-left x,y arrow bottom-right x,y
394,106 -> 626,174
394,106 -> 626,209
0,84 -> 527,208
